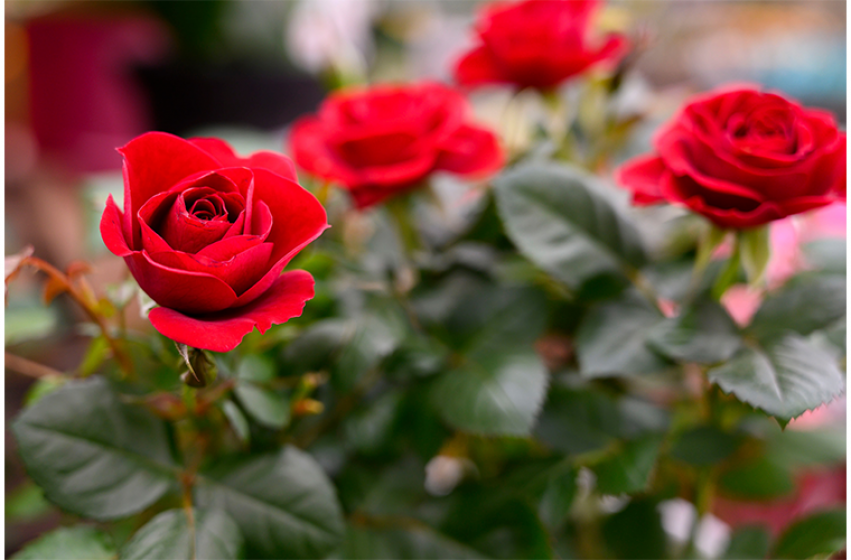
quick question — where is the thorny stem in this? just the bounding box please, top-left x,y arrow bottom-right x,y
19,256 -> 135,379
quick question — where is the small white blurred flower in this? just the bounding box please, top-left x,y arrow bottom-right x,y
424,455 -> 472,496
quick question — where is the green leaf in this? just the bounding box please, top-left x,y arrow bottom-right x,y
670,426 -> 743,466
530,462 -> 578,530
283,319 -> 350,375
576,291 -> 669,378
535,386 -> 623,455
236,354 -> 276,383
233,382 -> 290,429
196,446 -> 345,559
748,275 -> 846,343
494,161 -> 646,288
341,524 -> 483,560
6,481 -> 52,522
739,226 -> 770,286
23,374 -> 66,406
647,299 -> 741,364
708,334 -> 844,423
12,377 -> 178,520
772,509 -> 846,559
121,508 -> 243,560
765,428 -> 846,468
332,314 -> 405,391
431,286 -> 549,436
221,400 -> 250,443
722,526 -> 771,560
601,498 -> 668,560
718,456 -> 795,500
78,335 -> 110,377
432,350 -> 548,436
11,526 -> 116,560
592,434 -> 663,495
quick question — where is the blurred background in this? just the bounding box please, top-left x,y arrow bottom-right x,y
5,0 -> 846,555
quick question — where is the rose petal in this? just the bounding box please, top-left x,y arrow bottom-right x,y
125,250 -> 238,314
100,195 -> 133,257
615,155 -> 668,205
435,123 -> 504,177
147,242 -> 273,295
454,45 -> 507,86
189,137 -> 299,182
148,270 -> 315,352
120,132 -> 221,249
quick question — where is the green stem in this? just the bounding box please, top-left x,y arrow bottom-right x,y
710,242 -> 741,300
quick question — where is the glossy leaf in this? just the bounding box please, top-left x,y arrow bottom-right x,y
772,508 -> 846,559
12,377 -> 178,520
576,291 -> 669,377
196,446 -> 345,559
234,382 -> 290,429
748,275 -> 846,343
592,434 -> 663,495
494,161 -> 646,288
11,526 -> 115,560
647,299 -> 741,364
121,508 -> 243,560
708,334 -> 845,423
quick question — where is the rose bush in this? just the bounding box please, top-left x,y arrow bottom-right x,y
289,81 -> 503,208
99,132 -> 328,352
617,86 -> 846,229
453,0 -> 628,90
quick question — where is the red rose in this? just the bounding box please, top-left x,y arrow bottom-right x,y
453,0 -> 628,90
617,86 -> 846,229
289,82 -> 503,209
100,132 -> 328,352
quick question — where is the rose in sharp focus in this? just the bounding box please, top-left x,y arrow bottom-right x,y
616,86 -> 846,229
289,81 -> 503,209
453,0 -> 629,91
100,132 -> 328,352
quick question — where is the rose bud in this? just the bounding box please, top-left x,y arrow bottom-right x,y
616,86 -> 846,229
289,81 -> 503,209
453,0 -> 629,91
100,132 -> 329,352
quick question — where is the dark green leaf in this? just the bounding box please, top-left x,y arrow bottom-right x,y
722,526 -> 771,560
283,319 -> 350,375
494,161 -> 646,288
739,226 -> 770,286
601,498 -> 668,560
196,446 -> 345,559
718,456 -> 795,500
576,291 -> 669,377
332,314 -> 405,391
748,275 -> 846,343
12,377 -> 178,519
432,350 -> 548,436
234,382 -> 290,429
11,526 -> 115,560
772,509 -> 846,559
341,525 -> 484,560
121,508 -> 243,560
221,400 -> 250,443
535,386 -> 622,455
670,426 -> 743,466
592,434 -> 663,495
647,299 -> 741,364
708,334 -> 844,423
432,287 -> 549,436
535,462 -> 578,530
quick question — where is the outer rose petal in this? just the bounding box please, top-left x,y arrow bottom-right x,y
100,195 -> 133,257
436,124 -> 504,177
148,270 -> 315,352
454,45 -> 506,87
615,155 -> 668,204
189,137 -> 299,181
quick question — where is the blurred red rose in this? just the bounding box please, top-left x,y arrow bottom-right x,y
289,82 -> 503,209
617,86 -> 846,229
100,132 -> 328,352
453,0 -> 628,90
